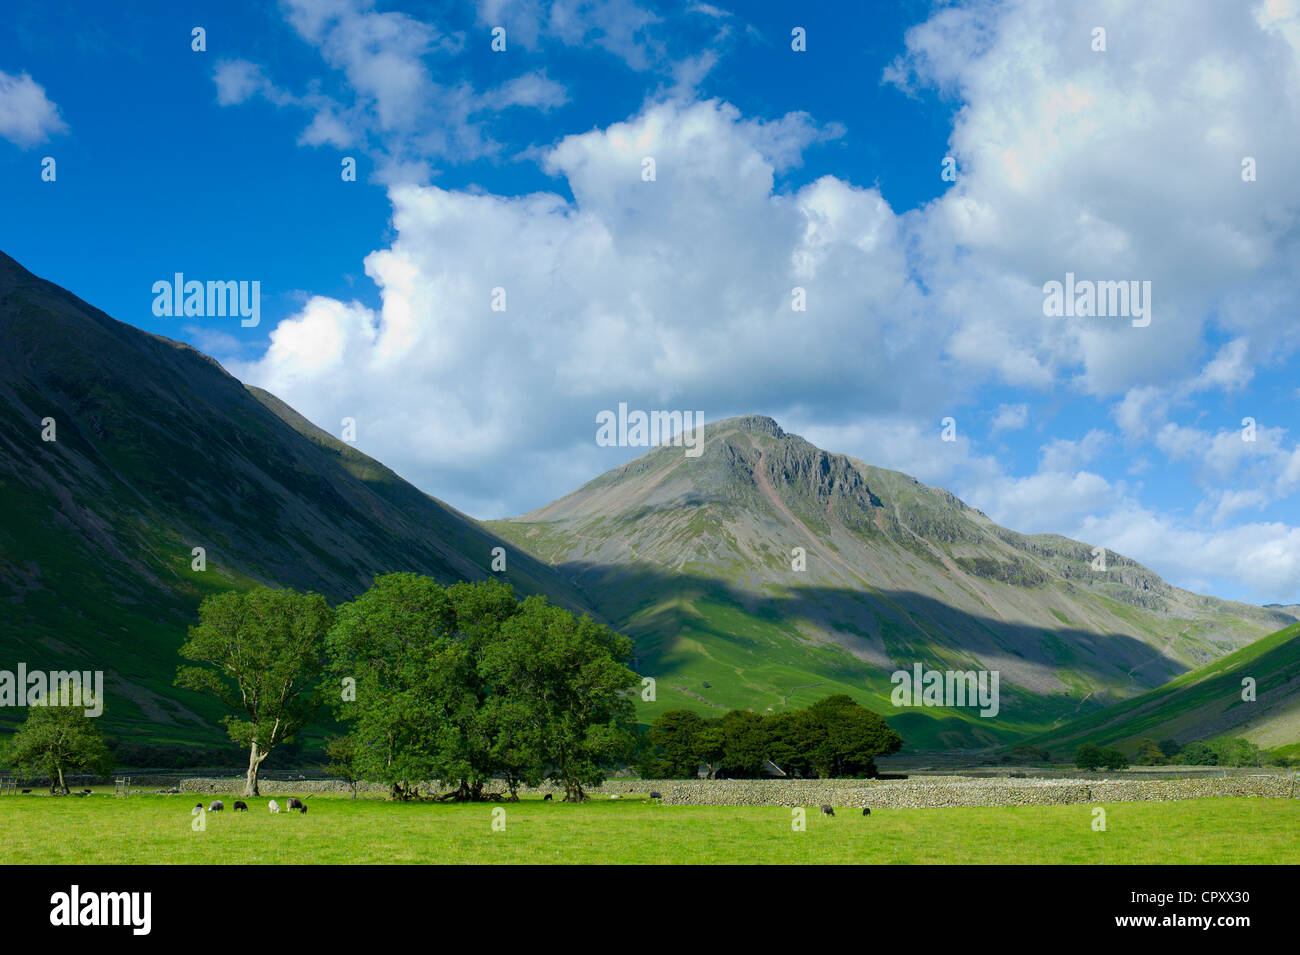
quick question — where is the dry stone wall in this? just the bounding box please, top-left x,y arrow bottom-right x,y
658,775 -> 1297,807
173,774 -> 1298,807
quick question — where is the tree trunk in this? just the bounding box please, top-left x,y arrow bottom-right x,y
244,742 -> 261,797
56,763 -> 68,795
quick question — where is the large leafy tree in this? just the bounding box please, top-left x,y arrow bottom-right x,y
328,575 -> 524,800
176,587 -> 331,796
5,705 -> 112,794
807,695 -> 901,777
327,573 -> 463,799
483,596 -> 638,801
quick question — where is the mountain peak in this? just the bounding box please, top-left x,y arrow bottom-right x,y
713,414 -> 785,438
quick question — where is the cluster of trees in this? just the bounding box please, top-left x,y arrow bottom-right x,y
1131,736 -> 1273,767
176,575 -> 639,800
638,696 -> 902,779
1078,736 -> 1282,770
1073,743 -> 1129,771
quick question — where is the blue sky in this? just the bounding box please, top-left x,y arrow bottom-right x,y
2,0 -> 1299,604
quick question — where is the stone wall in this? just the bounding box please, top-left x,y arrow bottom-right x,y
176,777 -> 663,796
171,774 -> 1298,807
658,775 -> 1298,807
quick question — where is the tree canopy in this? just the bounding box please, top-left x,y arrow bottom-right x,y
176,586 -> 332,796
327,575 -> 638,801
4,704 -> 112,794
639,694 -> 902,779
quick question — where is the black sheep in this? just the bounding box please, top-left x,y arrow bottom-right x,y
649,791 -> 662,800
287,797 -> 308,813
233,801 -> 248,812
861,807 -> 871,816
820,804 -> 834,816
542,793 -> 553,801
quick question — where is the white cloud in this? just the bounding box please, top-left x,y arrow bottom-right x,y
893,0 -> 1300,398
963,470 -> 1120,533
214,0 -> 584,180
481,70 -> 568,111
0,70 -> 67,147
476,0 -> 663,69
1078,507 -> 1300,603
990,402 -> 1029,433
230,1 -> 1300,602
1039,430 -> 1108,473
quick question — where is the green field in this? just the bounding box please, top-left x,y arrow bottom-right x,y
2,793 -> 1296,864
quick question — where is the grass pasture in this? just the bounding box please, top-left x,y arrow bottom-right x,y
1,791 -> 1296,864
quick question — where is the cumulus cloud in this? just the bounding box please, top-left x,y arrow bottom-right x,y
895,0 -> 1300,397
0,70 -> 67,147
229,0 -> 1300,601
235,99 -> 941,515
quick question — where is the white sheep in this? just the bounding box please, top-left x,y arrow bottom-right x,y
268,799 -> 280,814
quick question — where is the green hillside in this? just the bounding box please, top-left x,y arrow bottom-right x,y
0,251 -> 589,746
491,416 -> 1293,749
1018,622 -> 1300,756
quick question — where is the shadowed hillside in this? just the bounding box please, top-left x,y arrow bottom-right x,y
491,415 -> 1293,748
0,251 -> 589,743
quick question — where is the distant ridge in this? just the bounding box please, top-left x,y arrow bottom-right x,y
492,414 -> 1292,747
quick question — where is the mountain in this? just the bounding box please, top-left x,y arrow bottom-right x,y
1020,621 -> 1300,759
490,415 -> 1293,748
2,251 -> 1289,756
0,251 -> 587,743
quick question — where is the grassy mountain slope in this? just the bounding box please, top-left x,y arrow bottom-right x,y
490,416 -> 1292,749
1019,621 -> 1300,756
0,251 -> 587,744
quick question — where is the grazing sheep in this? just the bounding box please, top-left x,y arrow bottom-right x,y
191,803 -> 203,816
820,804 -> 834,816
80,788 -> 92,795
649,791 -> 662,800
233,801 -> 248,812
20,789 -> 30,794
209,800 -> 224,812
861,807 -> 871,816
542,793 -> 553,801
610,794 -> 620,800
268,800 -> 280,814
286,797 -> 307,813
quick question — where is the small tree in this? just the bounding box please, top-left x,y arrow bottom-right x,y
693,723 -> 726,779
176,587 -> 331,797
1132,738 -> 1166,765
324,735 -> 360,799
1074,743 -> 1104,771
643,710 -> 708,778
1099,747 -> 1128,770
1179,741 -> 1218,766
5,705 -> 112,794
